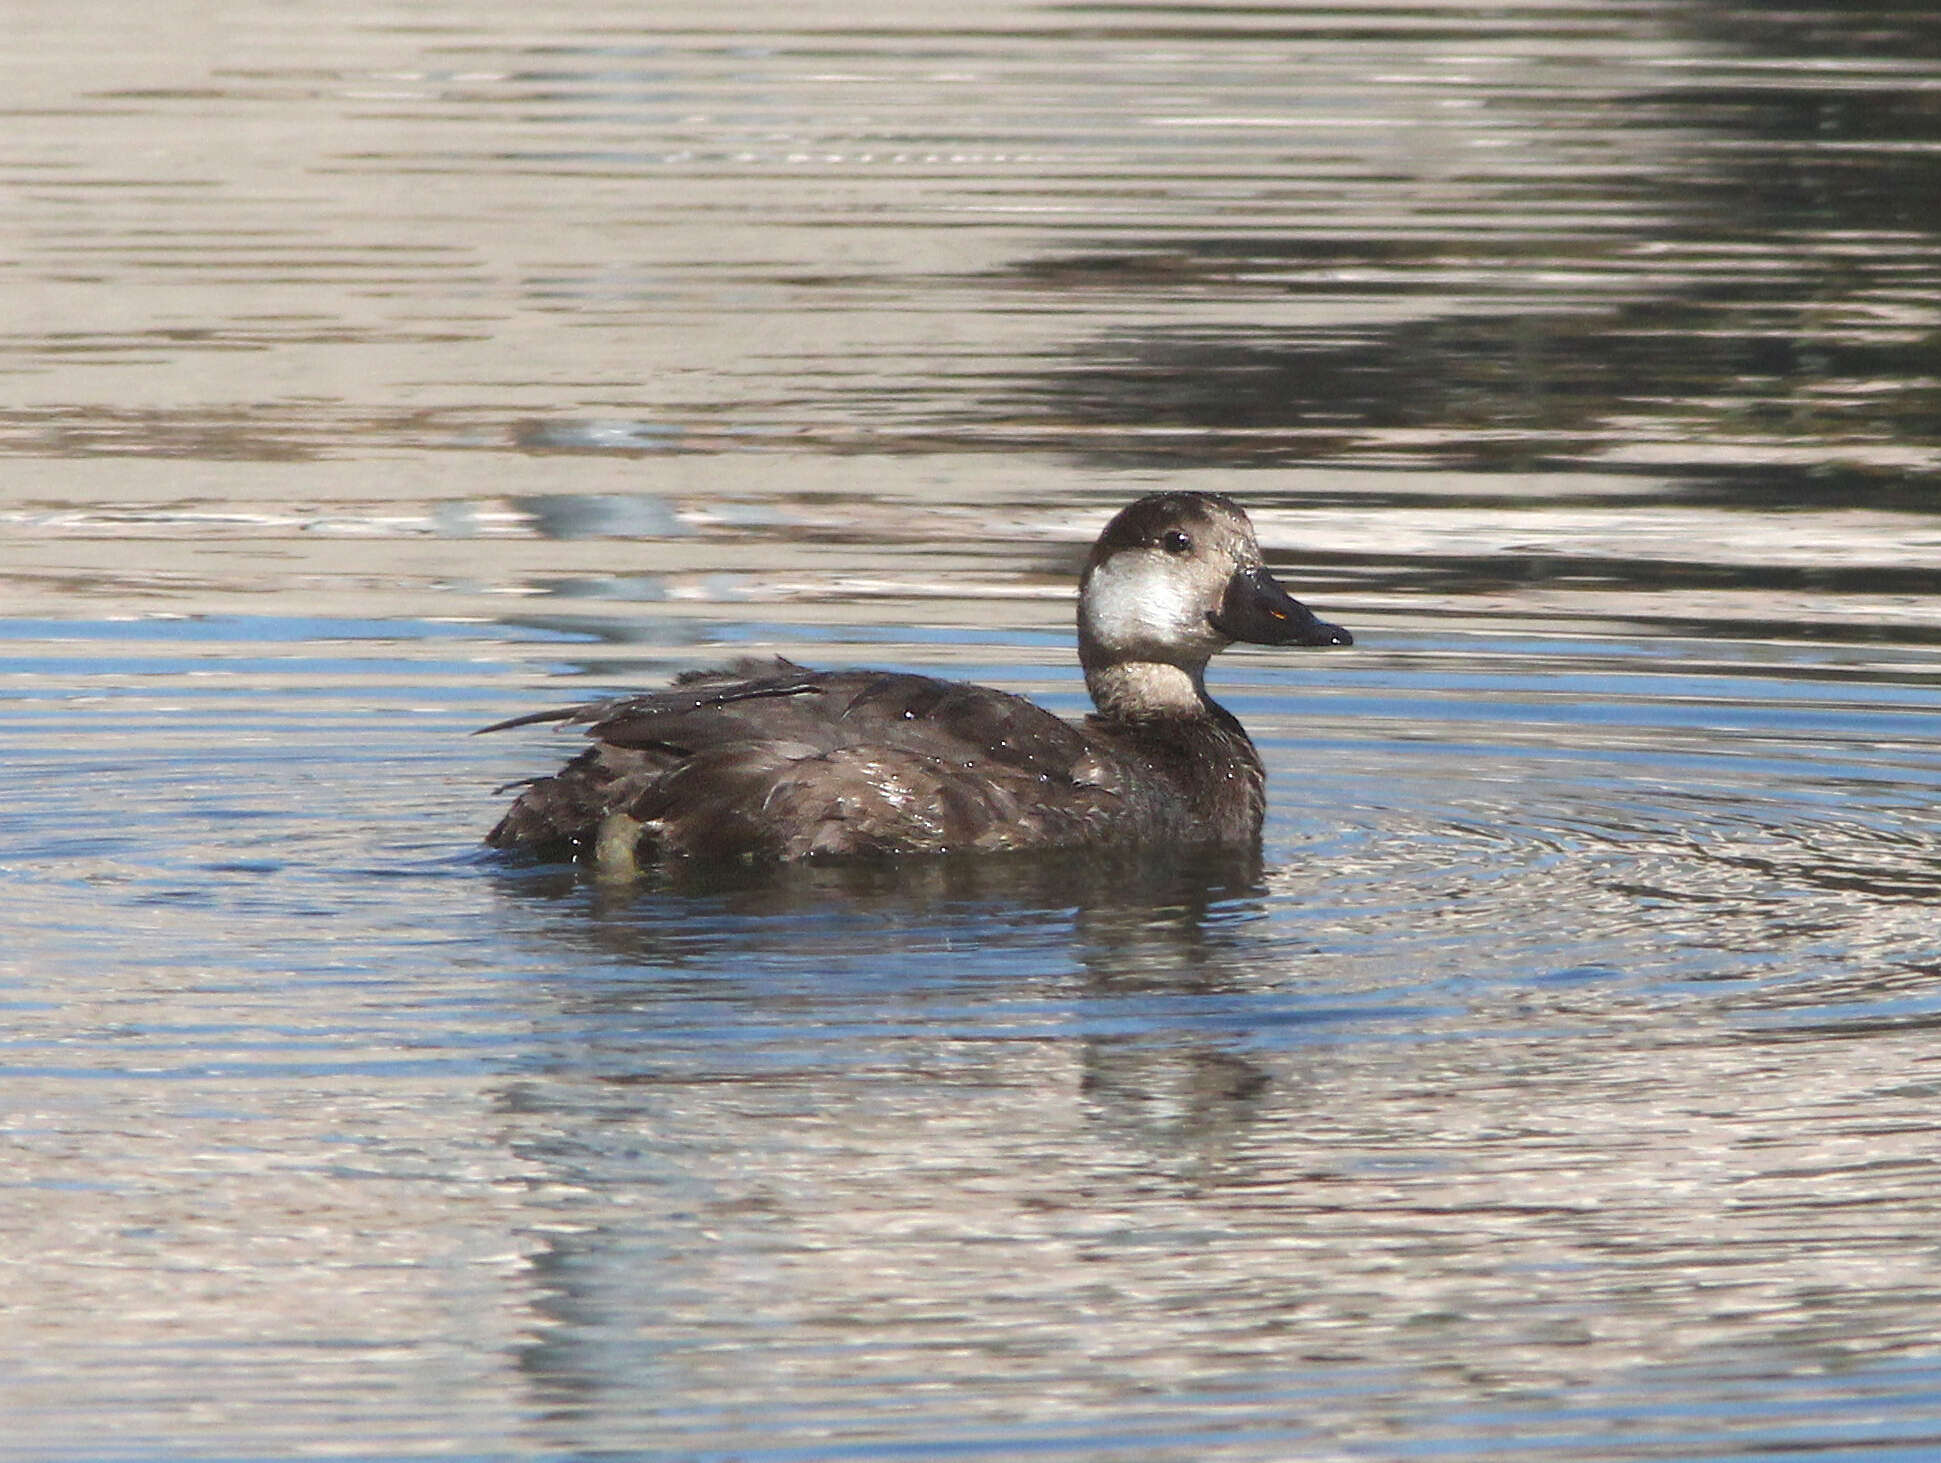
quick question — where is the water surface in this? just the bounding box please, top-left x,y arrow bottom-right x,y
6,2 -> 1941,1459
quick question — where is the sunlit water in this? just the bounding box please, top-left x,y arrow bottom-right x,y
6,2 -> 1941,1460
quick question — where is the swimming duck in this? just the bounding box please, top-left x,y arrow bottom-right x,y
483,492 -> 1350,868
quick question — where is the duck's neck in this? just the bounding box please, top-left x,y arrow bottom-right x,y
1083,659 -> 1213,722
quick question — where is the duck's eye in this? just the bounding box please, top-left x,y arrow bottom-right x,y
1161,530 -> 1193,556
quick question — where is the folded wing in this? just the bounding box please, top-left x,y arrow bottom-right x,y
485,657 -> 1125,862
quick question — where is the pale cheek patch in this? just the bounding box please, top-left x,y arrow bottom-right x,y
1082,555 -> 1206,653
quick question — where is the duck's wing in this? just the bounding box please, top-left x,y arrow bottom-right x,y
484,658 -> 1126,862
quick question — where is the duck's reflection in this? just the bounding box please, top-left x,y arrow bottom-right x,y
488,846 -> 1291,1443
490,845 -> 1281,1134
494,843 -> 1269,975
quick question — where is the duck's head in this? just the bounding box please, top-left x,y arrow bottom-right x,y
1078,492 -> 1350,717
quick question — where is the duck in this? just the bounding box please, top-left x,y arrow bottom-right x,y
482,491 -> 1350,869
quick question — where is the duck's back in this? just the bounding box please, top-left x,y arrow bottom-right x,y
486,657 -> 1147,863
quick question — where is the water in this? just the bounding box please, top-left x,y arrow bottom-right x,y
6,1 -> 1941,1458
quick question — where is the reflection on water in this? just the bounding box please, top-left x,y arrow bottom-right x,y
7,0 -> 1941,1459
482,814 -> 1941,1459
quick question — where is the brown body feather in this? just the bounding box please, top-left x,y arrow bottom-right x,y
485,656 -> 1268,863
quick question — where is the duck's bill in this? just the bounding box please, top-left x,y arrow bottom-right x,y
1209,566 -> 1352,647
